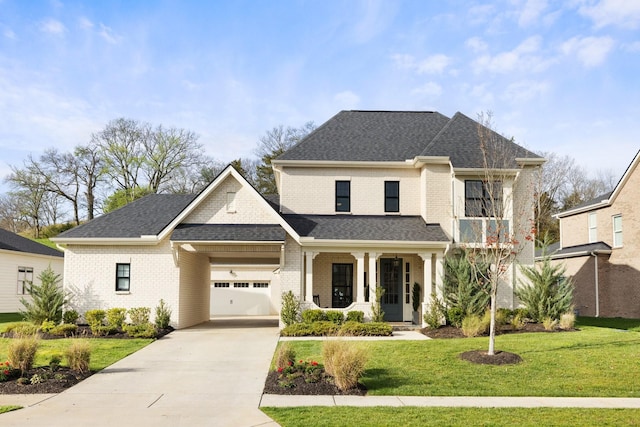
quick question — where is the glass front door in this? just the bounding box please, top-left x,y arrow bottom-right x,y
332,263 -> 353,308
380,258 -> 402,321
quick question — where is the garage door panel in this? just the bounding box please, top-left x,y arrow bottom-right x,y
211,282 -> 271,315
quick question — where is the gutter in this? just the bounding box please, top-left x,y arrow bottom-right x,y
590,251 -> 600,317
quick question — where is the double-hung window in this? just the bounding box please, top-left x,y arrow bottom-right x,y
17,267 -> 33,294
613,215 -> 623,247
385,181 -> 399,213
465,180 -> 502,217
588,213 -> 597,243
335,181 -> 350,212
116,263 -> 131,292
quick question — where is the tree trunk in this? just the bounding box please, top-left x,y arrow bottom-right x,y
488,282 -> 497,355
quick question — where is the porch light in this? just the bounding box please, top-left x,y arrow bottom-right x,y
393,255 -> 400,267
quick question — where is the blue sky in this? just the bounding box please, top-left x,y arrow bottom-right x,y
0,0 -> 639,187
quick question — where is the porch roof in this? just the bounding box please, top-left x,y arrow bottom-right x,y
171,223 -> 286,242
282,214 -> 450,243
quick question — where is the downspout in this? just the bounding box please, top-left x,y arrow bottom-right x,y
590,251 -> 599,317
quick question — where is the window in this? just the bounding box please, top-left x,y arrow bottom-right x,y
116,263 -> 130,292
233,282 -> 249,288
226,192 -> 236,213
332,263 -> 353,308
613,215 -> 623,247
589,213 -> 597,243
335,181 -> 350,212
17,267 -> 33,295
214,282 -> 230,288
465,180 -> 502,217
385,181 -> 399,212
253,282 -> 269,288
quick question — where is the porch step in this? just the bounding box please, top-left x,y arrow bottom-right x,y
388,322 -> 422,331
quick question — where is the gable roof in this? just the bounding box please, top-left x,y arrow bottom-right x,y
171,224 -> 286,242
276,110 -> 542,167
0,228 -> 63,258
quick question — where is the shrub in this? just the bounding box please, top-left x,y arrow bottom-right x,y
346,310 -> 364,323
446,307 -> 465,328
442,250 -> 490,318
20,266 -> 66,325
40,319 -> 56,333
66,340 -> 91,373
559,311 -> 575,330
0,361 -> 15,382
370,286 -> 385,322
62,310 -> 79,325
106,308 -> 127,330
412,282 -> 421,312
301,309 -> 327,323
128,307 -> 151,325
338,321 -> 393,336
482,308 -> 505,330
85,309 -> 106,334
321,340 -> 342,377
280,291 -> 300,327
517,246 -> 574,323
7,336 -> 40,375
4,321 -> 39,337
511,311 -> 526,330
543,316 -> 558,331
124,322 -> 157,338
325,310 -> 344,325
274,342 -> 296,371
154,299 -> 172,329
49,353 -> 63,371
280,321 -> 339,337
461,314 -> 485,337
322,341 -> 367,391
423,293 -> 445,329
49,323 -> 78,337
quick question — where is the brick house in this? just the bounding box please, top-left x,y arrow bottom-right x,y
550,149 -> 640,318
0,228 -> 64,313
53,110 -> 543,328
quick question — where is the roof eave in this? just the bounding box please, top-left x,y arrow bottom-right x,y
554,200 -> 610,218
299,238 -> 450,249
516,157 -> 546,166
271,159 -> 412,168
51,236 -> 160,246
536,249 -> 612,261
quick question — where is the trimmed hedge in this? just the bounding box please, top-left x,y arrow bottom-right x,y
346,311 -> 364,323
338,321 -> 393,336
301,309 -> 327,323
281,320 -> 393,337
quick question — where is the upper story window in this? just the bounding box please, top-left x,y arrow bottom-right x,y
17,266 -> 33,295
588,212 -> 597,243
465,180 -> 502,217
384,181 -> 399,213
335,181 -> 350,212
116,263 -> 131,292
613,215 -> 623,247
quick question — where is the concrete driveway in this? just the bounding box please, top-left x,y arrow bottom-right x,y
1,316 -> 281,427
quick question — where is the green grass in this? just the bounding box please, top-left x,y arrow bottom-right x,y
262,407 -> 640,427
276,318 -> 640,397
0,405 -> 22,414
32,238 -> 61,251
0,314 -> 23,325
577,317 -> 640,331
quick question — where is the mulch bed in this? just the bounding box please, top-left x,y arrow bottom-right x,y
460,350 -> 523,365
262,370 -> 366,396
421,322 -> 576,339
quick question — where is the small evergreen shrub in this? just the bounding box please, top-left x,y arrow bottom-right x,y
322,341 -> 367,391
371,286 -> 385,322
559,311 -> 575,330
346,310 -> 364,323
325,310 -> 344,325
50,323 -> 78,337
49,353 -> 63,371
20,266 -> 66,325
280,291 -> 300,327
154,299 -> 172,329
66,340 -> 91,373
106,308 -> 127,330
7,336 -> 40,375
423,293 -> 445,329
301,309 -> 327,323
40,319 -> 57,333
461,314 -> 485,337
274,342 -> 296,371
4,322 -> 39,337
280,321 -> 339,337
124,322 -> 157,338
338,321 -> 393,336
128,307 -> 151,325
85,309 -> 106,331
62,310 -> 79,325
446,307 -> 465,328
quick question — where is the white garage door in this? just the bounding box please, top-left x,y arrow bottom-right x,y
210,282 -> 271,315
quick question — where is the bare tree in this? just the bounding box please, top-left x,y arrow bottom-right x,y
75,142 -> 105,220
0,194 -> 28,232
5,166 -> 48,238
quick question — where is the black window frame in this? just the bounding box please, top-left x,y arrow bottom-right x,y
384,181 -> 400,213
335,180 -> 351,212
465,180 -> 502,217
332,263 -> 353,308
116,263 -> 131,292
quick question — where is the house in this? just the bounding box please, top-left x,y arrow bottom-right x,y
550,149 -> 640,318
0,228 -> 64,313
52,110 -> 543,328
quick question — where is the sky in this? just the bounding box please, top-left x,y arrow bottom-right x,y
0,0 -> 639,190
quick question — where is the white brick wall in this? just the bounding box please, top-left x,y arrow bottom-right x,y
178,249 -> 210,328
0,251 -> 64,313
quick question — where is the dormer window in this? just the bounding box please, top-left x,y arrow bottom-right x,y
335,181 -> 350,212
385,181 -> 399,213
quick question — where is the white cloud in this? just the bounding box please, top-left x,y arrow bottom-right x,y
98,23 -> 121,44
39,18 -> 66,36
334,91 -> 360,109
518,0 -> 548,27
411,82 -> 442,98
580,0 -> 640,29
465,36 -> 488,53
3,27 -> 16,39
473,36 -> 552,73
503,80 -> 550,102
561,36 -> 615,67
391,53 -> 451,74
78,17 -> 94,30
469,84 -> 495,104
350,0 -> 394,44
624,41 -> 640,52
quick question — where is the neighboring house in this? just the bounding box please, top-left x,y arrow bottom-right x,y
550,149 -> 640,318
53,110 -> 543,328
0,228 -> 64,313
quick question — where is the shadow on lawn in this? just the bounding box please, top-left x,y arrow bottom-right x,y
576,317 -> 640,331
519,337 -> 640,355
361,368 -> 410,391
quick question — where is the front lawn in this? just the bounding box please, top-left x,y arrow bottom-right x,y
275,318 -> 640,397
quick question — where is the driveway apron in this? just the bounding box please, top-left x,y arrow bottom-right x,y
1,316 -> 281,427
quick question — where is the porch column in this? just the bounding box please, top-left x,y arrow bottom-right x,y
351,252 -> 366,303
435,252 -> 444,301
304,251 -> 317,303
419,252 -> 433,303
368,252 -> 378,302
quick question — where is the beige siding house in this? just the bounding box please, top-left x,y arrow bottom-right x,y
53,110 -> 543,328
551,150 -> 640,318
0,229 -> 64,313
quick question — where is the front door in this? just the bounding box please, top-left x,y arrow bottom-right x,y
380,258 -> 402,321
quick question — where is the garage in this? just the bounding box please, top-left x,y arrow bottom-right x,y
210,264 -> 281,316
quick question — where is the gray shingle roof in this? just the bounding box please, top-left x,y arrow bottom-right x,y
536,241 -> 612,259
172,224 -> 286,241
0,228 -> 63,257
282,214 -> 450,242
277,110 -> 542,166
57,194 -> 197,239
